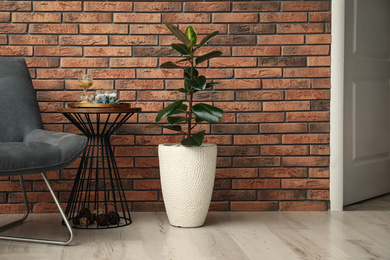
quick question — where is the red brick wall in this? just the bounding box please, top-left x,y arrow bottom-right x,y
0,1 -> 331,213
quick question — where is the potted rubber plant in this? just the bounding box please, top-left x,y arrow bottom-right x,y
155,23 -> 223,227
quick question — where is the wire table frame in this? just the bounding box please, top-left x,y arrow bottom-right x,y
58,107 -> 141,229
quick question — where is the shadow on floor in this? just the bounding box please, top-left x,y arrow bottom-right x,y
344,193 -> 390,211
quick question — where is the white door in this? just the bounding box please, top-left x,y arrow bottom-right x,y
344,0 -> 390,205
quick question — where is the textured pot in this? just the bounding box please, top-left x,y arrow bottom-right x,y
158,143 -> 217,228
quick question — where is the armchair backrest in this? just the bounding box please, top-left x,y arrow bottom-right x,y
0,57 -> 43,142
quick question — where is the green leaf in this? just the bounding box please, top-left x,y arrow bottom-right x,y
206,82 -> 219,88
190,76 -> 207,91
184,67 -> 198,79
155,100 -> 184,122
181,130 -> 205,146
192,103 -> 223,123
165,23 -> 190,48
163,125 -> 182,132
196,31 -> 219,49
167,116 -> 189,125
185,26 -> 197,47
175,88 -> 187,93
176,57 -> 192,63
160,61 -> 181,69
171,44 -> 190,55
196,51 -> 222,65
169,104 -> 188,116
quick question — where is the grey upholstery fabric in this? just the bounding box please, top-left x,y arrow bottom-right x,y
0,57 -> 87,176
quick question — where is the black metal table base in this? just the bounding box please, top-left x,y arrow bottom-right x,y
62,111 -> 134,229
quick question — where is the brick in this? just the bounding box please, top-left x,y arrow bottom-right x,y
233,156 -> 281,167
130,25 -> 171,35
263,101 -> 310,111
231,202 -> 278,211
235,68 -> 282,78
33,1 -> 82,11
217,145 -> 260,156
308,190 -> 329,200
282,1 -> 330,11
258,35 -> 304,45
311,100 -> 330,111
87,69 -> 135,79
258,190 -> 306,201
84,2 -> 133,12
213,13 -> 258,23
261,145 -> 309,156
0,24 -> 27,33
12,12 -> 61,23
263,79 -> 310,89
195,46 -> 231,57
115,146 -> 157,157
124,191 -> 158,201
232,179 -> 280,189
136,135 -> 185,146
310,12 -> 331,22
236,90 -> 284,101
8,192 -> 53,203
212,125 -> 258,135
34,46 -> 82,57
284,68 -> 330,78
111,58 -> 158,68
277,24 -> 324,34
163,13 -> 210,23
0,46 -> 33,56
216,168 -> 257,178
209,35 -> 257,46
214,79 -> 261,90
286,90 -> 330,100
114,13 -> 161,23
0,35 -> 7,45
61,58 -> 108,68
282,179 -> 329,189
232,2 -> 280,12
283,134 -> 329,144
30,24 -> 78,34
193,91 -> 235,101
33,80 -> 64,90
209,57 -> 257,68
63,13 -> 112,23
137,91 -> 182,101
133,180 -> 161,190
84,47 -> 132,57
237,112 -> 284,123
282,46 -> 329,56
197,69 -> 233,79
135,157 -> 159,168
80,24 -> 128,35
310,145 -> 330,155
312,78 -> 331,89
116,80 -> 163,90
212,190 -> 256,201
0,204 -> 31,214
308,56 -> 331,67
110,36 -> 158,46
0,1 -> 31,11
133,47 -> 176,57
234,135 -> 281,145
134,2 -> 181,12
259,57 -> 306,67
184,2 -> 230,12
309,123 -> 330,133
259,168 -> 307,178
309,168 -> 329,178
280,201 -> 327,211
137,69 -> 182,79
282,157 -> 329,167
260,123 -> 307,133
59,36 -> 108,46
306,34 -> 331,44
133,202 -> 165,212
232,47 -> 280,56
25,58 -> 59,68
260,12 -> 307,23
0,12 -> 10,22
287,112 -> 330,122
217,102 -> 262,112
36,69 -> 84,79
9,35 -> 57,45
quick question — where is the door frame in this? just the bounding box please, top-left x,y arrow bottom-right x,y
330,0 -> 345,211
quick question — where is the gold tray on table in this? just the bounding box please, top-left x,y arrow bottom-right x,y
67,103 -> 130,108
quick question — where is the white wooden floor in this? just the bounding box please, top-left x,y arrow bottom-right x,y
0,197 -> 389,260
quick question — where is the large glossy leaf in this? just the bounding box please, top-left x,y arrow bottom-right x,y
163,125 -> 182,132
171,44 -> 190,55
181,130 -> 205,146
176,57 -> 192,63
185,26 -> 197,47
190,76 -> 207,91
195,31 -> 219,49
196,51 -> 222,65
206,82 -> 219,88
155,100 -> 183,122
167,116 -> 189,125
169,104 -> 188,116
165,23 -> 190,48
175,88 -> 187,93
160,61 -> 181,69
192,103 -> 223,123
184,67 -> 198,79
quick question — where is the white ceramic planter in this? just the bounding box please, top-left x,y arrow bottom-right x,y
158,143 -> 217,228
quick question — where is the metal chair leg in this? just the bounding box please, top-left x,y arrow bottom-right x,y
0,173 -> 74,245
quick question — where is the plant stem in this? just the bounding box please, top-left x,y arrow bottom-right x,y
187,51 -> 194,139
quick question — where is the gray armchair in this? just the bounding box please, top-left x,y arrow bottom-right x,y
0,57 -> 87,245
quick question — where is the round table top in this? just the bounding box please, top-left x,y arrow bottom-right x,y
58,107 -> 141,114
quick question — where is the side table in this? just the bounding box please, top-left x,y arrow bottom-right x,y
58,106 -> 141,229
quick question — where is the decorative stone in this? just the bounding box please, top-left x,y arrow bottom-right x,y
108,212 -> 120,225
79,217 -> 88,227
97,213 -> 108,226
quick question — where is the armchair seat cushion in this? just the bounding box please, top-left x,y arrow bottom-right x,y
0,130 -> 87,176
